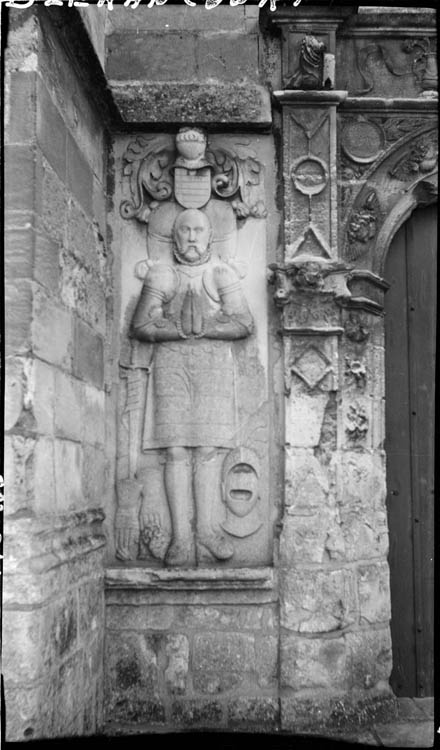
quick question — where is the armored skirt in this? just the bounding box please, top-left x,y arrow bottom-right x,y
142,338 -> 237,449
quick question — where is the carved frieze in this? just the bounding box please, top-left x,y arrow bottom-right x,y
353,37 -> 438,97
117,128 -> 269,569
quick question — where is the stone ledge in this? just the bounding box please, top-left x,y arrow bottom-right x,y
105,566 -> 275,591
273,90 -> 348,106
341,97 -> 439,112
109,82 -> 272,127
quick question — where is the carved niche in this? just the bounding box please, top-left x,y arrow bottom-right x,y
115,128 -> 270,569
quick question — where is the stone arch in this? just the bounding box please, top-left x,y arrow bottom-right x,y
373,171 -> 438,276
342,124 -> 437,273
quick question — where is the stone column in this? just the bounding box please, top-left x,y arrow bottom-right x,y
267,8 -> 395,732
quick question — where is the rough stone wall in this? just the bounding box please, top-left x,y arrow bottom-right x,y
4,8 -> 113,740
105,589 -> 278,733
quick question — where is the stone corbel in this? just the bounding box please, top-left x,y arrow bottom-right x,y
268,256 -> 352,334
341,269 -> 390,316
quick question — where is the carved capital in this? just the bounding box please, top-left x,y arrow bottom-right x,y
268,258 -> 352,308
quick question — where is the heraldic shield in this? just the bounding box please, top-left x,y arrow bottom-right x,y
174,166 -> 212,208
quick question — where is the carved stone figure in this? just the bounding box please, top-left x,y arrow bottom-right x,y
116,127 -> 268,568
130,208 -> 254,566
286,34 -> 326,90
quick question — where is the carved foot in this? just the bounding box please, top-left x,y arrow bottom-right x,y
196,532 -> 234,563
165,539 -> 193,568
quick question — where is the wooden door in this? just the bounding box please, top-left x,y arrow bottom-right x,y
385,203 -> 436,697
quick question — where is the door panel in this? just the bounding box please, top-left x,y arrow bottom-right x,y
385,203 -> 436,697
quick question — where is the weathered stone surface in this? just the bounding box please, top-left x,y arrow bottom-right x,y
280,509 -> 345,565
54,370 -> 82,440
374,721 -> 434,748
66,130 -> 93,217
340,507 -> 388,561
3,606 -> 51,682
346,627 -> 392,690
106,604 -> 174,631
281,634 -> 347,690
228,697 -> 279,730
281,692 -> 397,733
54,439 -> 83,511
4,435 -> 34,515
164,634 -> 189,695
357,563 -> 391,624
81,383 -> 105,445
107,6 -> 247,33
60,251 -> 106,333
78,578 -> 104,639
173,604 -> 274,631
73,318 -> 104,389
5,144 -> 35,213
281,568 -> 356,633
82,444 -> 107,508
33,436 -> 56,513
50,593 -> 78,660
196,33 -> 258,81
5,70 -> 36,145
32,288 -> 73,370
338,451 -> 386,512
254,634 -> 278,688
286,392 -> 330,447
66,200 -> 97,270
171,700 -> 224,728
36,76 -> 67,183
5,279 -> 33,356
284,448 -> 329,511
105,631 -> 161,721
192,632 -> 255,694
37,158 -> 68,244
107,32 -> 197,82
111,82 -> 272,126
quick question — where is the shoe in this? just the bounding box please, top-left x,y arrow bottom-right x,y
196,532 -> 234,562
165,539 -> 193,567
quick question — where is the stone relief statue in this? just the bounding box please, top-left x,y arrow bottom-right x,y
115,128 -> 268,568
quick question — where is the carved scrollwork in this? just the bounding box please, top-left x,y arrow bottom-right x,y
120,135 -> 174,222
354,38 -> 437,97
389,131 -> 438,181
121,129 -> 267,224
381,116 -> 432,143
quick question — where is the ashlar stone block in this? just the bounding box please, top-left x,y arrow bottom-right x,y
357,563 -> 391,625
281,568 -> 357,633
192,632 -> 255,694
286,391 -> 330,447
346,627 -> 392,690
285,448 -> 329,512
164,634 -> 189,695
281,634 -> 347,691
280,509 -> 334,565
32,288 -> 73,370
54,439 -> 83,512
105,632 -> 162,723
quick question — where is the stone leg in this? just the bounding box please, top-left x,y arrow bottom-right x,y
193,447 -> 233,564
164,447 -> 194,567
